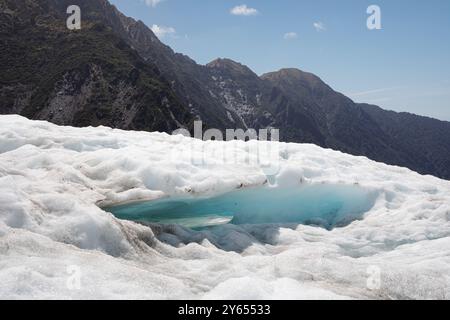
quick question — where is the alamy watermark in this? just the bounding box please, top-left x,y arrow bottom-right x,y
366,265 -> 382,291
171,121 -> 282,176
66,265 -> 82,290
66,5 -> 382,31
367,5 -> 382,30
172,121 -> 279,143
66,5 -> 81,30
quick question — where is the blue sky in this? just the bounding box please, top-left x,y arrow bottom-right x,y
109,0 -> 450,121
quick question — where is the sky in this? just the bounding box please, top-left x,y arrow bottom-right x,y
108,0 -> 450,121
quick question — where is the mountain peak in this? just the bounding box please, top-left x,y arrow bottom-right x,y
206,58 -> 255,77
261,68 -> 323,85
261,68 -> 333,95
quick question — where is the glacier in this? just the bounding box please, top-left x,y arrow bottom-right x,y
0,115 -> 450,299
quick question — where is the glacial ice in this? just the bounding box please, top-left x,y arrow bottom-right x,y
1,115 -> 450,300
106,184 -> 379,230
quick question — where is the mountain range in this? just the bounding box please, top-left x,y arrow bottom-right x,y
1,0 -> 450,180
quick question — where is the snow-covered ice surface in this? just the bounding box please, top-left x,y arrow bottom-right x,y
0,115 -> 450,300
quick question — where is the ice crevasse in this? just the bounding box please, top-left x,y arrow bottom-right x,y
0,115 -> 449,299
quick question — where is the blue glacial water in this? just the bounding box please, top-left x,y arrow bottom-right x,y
105,184 -> 379,230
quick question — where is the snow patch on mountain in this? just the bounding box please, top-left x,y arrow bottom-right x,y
209,77 -> 257,128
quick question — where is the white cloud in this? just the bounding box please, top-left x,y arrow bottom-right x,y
230,4 -> 259,16
143,0 -> 163,7
283,32 -> 298,40
313,21 -> 326,32
151,24 -> 176,38
349,87 -> 402,97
